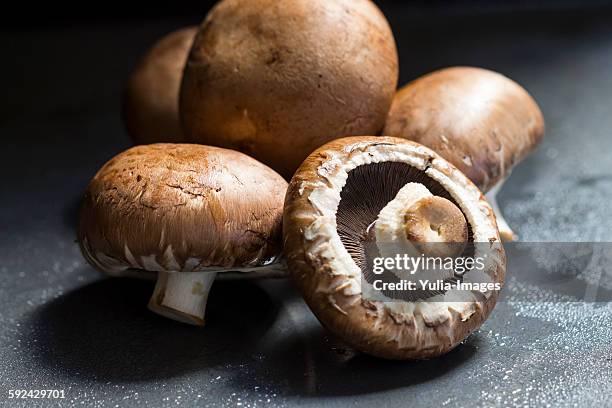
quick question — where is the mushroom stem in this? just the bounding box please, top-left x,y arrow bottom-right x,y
148,271 -> 216,326
403,195 -> 468,258
147,261 -> 288,326
375,183 -> 468,259
485,178 -> 517,242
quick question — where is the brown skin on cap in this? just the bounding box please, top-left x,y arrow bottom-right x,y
284,136 -> 506,359
180,0 -> 399,179
123,27 -> 197,145
78,144 -> 287,324
404,196 -> 468,258
384,66 -> 545,192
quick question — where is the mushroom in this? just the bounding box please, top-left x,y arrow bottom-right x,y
78,143 -> 287,325
383,66 -> 545,241
123,27 -> 197,145
283,136 -> 506,359
180,0 -> 399,179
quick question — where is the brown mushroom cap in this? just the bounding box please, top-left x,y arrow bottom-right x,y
78,143 -> 287,276
383,66 -> 545,192
283,136 -> 506,359
180,0 -> 399,179
123,27 -> 197,145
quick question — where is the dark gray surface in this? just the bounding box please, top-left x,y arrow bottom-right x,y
2,5 -> 612,407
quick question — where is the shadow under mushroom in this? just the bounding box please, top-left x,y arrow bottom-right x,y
24,277 -> 280,382
227,321 -> 481,397
23,276 -> 480,395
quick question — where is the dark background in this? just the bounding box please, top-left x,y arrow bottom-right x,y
2,1 -> 612,407
3,0 -> 612,26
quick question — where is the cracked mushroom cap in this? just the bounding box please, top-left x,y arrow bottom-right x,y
283,136 -> 506,360
384,66 -> 545,192
123,27 -> 197,145
180,0 -> 399,179
78,143 -> 287,277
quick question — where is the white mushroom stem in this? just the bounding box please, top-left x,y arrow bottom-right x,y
375,183 -> 433,252
374,183 -> 468,282
375,183 -> 432,281
148,271 -> 216,326
375,183 -> 467,258
485,178 -> 517,242
147,261 -> 287,326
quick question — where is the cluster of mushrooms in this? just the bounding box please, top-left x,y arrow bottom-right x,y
78,0 -> 544,360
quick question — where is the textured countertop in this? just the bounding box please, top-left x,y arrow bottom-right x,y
2,4 -> 612,407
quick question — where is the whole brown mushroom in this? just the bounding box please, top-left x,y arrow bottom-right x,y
123,27 -> 197,145
78,144 -> 287,325
283,136 -> 506,359
384,66 -> 545,241
180,0 -> 399,178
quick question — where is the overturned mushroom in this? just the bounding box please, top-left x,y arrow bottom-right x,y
123,27 -> 197,144
78,144 -> 287,325
384,66 -> 545,241
283,136 -> 506,359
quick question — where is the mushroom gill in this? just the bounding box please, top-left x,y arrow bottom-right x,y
335,161 -> 474,301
